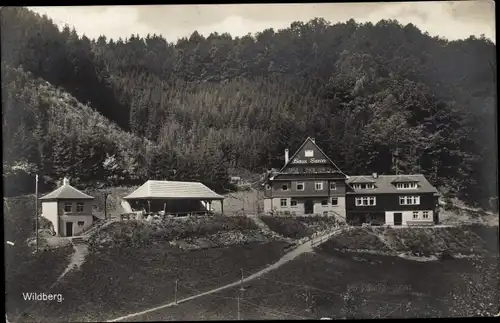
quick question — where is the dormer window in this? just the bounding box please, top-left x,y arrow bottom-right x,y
353,183 -> 375,190
305,150 -> 314,157
396,182 -> 418,189
281,184 -> 289,191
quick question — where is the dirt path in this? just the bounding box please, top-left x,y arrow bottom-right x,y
107,228 -> 342,322
49,244 -> 88,289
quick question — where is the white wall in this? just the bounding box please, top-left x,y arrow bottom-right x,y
41,201 -> 59,235
57,200 -> 93,215
264,197 -> 346,219
60,215 -> 93,236
385,210 -> 434,226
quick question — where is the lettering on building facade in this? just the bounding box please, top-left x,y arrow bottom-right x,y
291,157 -> 328,164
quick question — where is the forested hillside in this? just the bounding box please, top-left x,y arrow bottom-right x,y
1,7 -> 497,207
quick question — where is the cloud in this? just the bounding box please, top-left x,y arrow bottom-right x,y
29,2 -> 495,42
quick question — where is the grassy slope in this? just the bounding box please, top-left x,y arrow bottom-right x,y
323,225 -> 498,257
136,249 -> 498,320
259,215 -> 341,239
18,241 -> 289,322
4,196 -> 74,321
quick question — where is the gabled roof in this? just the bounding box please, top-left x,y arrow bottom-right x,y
348,176 -> 376,184
40,184 -> 94,200
390,176 -> 420,183
346,174 -> 438,194
124,180 -> 224,200
275,137 -> 346,176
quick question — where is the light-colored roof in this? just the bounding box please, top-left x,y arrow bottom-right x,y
123,180 -> 225,200
348,176 -> 376,183
39,184 -> 94,200
346,174 -> 438,194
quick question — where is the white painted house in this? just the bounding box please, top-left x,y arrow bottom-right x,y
39,178 -> 95,237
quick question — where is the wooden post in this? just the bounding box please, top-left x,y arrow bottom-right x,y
148,200 -> 151,214
237,296 -> 240,320
174,279 -> 178,305
240,268 -> 244,291
35,174 -> 39,253
104,194 -> 108,220
221,200 -> 224,216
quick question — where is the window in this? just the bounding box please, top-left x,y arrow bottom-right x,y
355,196 -> 376,206
315,182 -> 323,190
296,182 -> 305,191
64,203 -> 72,213
281,184 -> 289,191
77,203 -> 84,213
305,150 -> 314,157
321,200 -> 328,206
265,184 -> 271,190
423,211 -> 429,219
280,199 -> 287,207
396,182 -> 418,189
331,197 -> 338,206
77,221 -> 85,226
330,182 -> 337,190
399,196 -> 420,205
291,200 -> 298,207
353,183 -> 375,190
413,211 -> 419,219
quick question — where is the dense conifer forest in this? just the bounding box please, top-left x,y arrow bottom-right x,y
1,7 -> 497,208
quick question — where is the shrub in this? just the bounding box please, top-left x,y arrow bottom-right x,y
440,249 -> 454,260
259,216 -> 313,239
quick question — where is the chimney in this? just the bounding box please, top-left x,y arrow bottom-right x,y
285,149 -> 289,164
372,173 -> 378,179
63,177 -> 70,186
311,138 -> 315,143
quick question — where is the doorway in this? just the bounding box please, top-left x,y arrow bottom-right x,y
66,222 -> 73,237
304,199 -> 314,215
394,213 -> 403,226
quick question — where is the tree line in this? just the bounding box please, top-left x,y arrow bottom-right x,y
1,7 -> 496,208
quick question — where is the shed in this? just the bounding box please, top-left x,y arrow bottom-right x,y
123,180 -> 226,215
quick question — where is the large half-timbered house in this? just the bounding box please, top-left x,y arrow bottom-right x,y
263,137 -> 440,226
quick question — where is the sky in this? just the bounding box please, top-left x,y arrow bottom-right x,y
29,1 -> 496,43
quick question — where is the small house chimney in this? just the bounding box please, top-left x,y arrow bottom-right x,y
63,177 -> 70,186
372,172 -> 378,179
311,138 -> 315,143
285,149 -> 289,164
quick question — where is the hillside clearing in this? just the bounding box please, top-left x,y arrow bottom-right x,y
15,241 -> 290,323
135,249 -> 498,320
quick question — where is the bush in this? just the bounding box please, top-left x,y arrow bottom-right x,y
259,216 -> 313,239
91,215 -> 260,247
440,249 -> 454,260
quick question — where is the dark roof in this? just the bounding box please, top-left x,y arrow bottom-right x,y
346,174 -> 438,194
273,137 -> 346,179
390,176 -> 419,183
40,184 -> 95,200
124,180 -> 224,200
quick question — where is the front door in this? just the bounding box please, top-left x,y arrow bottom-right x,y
304,199 -> 314,215
66,222 -> 73,237
394,213 -> 403,226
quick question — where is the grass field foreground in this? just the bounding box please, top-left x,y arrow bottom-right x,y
133,249 -> 498,321
16,241 -> 291,322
